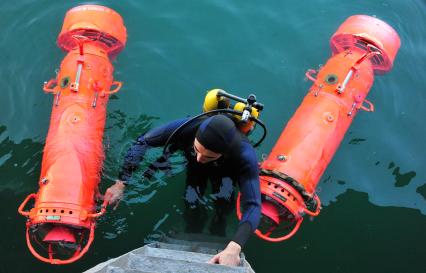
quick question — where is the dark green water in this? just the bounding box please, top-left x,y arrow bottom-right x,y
1,0 -> 425,272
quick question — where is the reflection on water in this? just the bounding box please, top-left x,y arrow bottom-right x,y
348,137 -> 366,145
388,161 -> 417,187
245,189 -> 426,273
318,128 -> 426,216
416,184 -> 426,200
0,125 -> 43,193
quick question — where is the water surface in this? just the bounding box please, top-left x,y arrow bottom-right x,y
0,1 -> 425,272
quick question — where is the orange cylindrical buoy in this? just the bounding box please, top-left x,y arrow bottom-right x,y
18,5 -> 127,264
237,15 -> 400,242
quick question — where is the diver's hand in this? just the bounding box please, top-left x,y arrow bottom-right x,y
208,241 -> 241,266
104,180 -> 126,209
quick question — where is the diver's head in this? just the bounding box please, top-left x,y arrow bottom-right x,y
194,115 -> 240,164
193,138 -> 222,163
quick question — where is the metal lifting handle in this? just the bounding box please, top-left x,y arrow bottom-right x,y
359,99 -> 375,112
43,79 -> 58,94
70,35 -> 90,92
102,81 -> 122,96
337,69 -> 354,93
305,69 -> 318,82
337,48 -> 382,94
18,193 -> 37,217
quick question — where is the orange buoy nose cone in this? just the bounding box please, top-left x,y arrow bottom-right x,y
43,226 -> 76,244
261,201 -> 281,225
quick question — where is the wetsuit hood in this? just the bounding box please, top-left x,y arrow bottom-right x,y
195,115 -> 241,154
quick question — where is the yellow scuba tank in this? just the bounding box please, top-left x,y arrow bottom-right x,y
202,89 -> 230,112
233,102 -> 259,134
202,89 -> 263,134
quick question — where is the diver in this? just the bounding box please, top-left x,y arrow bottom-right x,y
105,90 -> 264,266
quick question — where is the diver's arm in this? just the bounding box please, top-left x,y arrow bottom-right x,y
118,136 -> 151,182
105,118 -> 189,206
232,142 -> 261,248
209,172 -> 260,266
118,117 -> 189,183
232,174 -> 261,247
209,142 -> 261,266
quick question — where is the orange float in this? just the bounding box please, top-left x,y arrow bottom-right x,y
237,15 -> 400,242
18,5 -> 126,264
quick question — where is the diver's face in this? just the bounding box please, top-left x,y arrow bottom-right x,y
193,138 -> 222,164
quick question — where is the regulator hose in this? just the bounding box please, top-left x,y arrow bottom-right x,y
162,109 -> 267,154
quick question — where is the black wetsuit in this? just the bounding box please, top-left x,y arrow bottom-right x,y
118,116 -> 261,247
